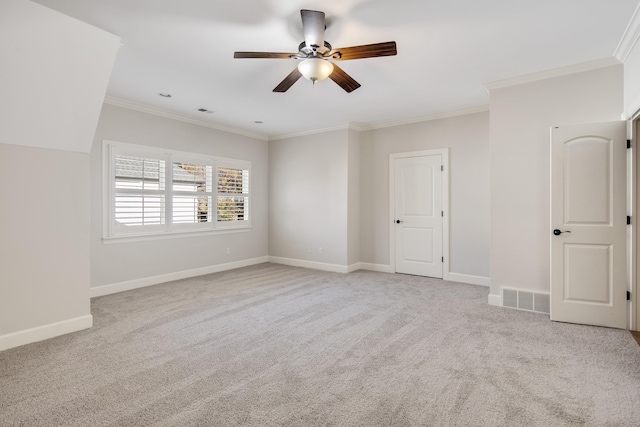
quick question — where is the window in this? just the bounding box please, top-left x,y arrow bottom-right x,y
104,141 -> 251,239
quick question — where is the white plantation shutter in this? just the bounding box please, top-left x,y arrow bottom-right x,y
172,159 -> 214,228
105,141 -> 251,238
113,153 -> 166,233
217,163 -> 250,225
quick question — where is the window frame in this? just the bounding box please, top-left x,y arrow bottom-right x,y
103,140 -> 252,243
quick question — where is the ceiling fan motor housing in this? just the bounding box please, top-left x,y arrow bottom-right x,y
298,41 -> 333,58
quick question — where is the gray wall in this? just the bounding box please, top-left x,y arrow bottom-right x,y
489,64 -> 624,298
347,129 -> 361,266
269,130 -> 351,267
624,39 -> 640,118
90,105 -> 269,288
0,144 -> 91,336
359,112 -> 491,278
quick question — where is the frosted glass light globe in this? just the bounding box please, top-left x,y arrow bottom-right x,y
298,58 -> 334,83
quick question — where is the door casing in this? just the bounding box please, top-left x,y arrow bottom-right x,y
634,117 -> 640,331
389,148 -> 450,277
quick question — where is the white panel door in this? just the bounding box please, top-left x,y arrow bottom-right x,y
394,155 -> 443,277
550,122 -> 626,329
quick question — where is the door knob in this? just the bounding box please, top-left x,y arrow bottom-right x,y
553,229 -> 571,236
395,220 -> 402,224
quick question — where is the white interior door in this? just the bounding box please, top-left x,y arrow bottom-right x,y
394,155 -> 443,278
550,121 -> 627,329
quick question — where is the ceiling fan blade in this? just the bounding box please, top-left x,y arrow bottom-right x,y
329,64 -> 361,93
273,68 -> 303,92
234,52 -> 299,59
331,41 -> 397,60
301,9 -> 325,50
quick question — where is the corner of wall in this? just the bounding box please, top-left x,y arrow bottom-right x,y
488,294 -> 502,307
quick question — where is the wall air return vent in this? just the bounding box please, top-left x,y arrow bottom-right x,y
501,287 -> 550,314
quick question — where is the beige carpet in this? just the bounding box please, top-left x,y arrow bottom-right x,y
1,263 -> 639,426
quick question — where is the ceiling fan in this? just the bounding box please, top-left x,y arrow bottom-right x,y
233,9 -> 397,93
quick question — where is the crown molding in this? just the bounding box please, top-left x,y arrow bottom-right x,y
483,57 -> 621,91
104,96 -> 488,142
355,105 -> 490,131
268,106 -> 490,140
615,2 -> 640,62
269,123 -> 360,141
103,96 -> 269,141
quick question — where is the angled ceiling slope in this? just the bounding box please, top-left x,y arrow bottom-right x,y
1,0 -> 120,153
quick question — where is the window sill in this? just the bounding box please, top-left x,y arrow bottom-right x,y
102,226 -> 252,244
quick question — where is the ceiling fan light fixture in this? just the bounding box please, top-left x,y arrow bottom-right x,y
234,9 -> 396,93
298,58 -> 334,83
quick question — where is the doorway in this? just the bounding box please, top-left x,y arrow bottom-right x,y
390,149 -> 449,278
550,121 -> 627,329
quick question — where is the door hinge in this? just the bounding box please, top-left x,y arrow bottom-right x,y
628,216 -> 632,225
628,291 -> 632,301
441,257 -> 444,262
441,165 -> 444,172
441,211 -> 444,217
628,139 -> 631,149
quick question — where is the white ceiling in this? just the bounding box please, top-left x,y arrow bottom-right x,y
31,0 -> 640,138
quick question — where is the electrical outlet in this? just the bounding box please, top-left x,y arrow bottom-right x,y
226,248 -> 231,255
318,247 -> 323,255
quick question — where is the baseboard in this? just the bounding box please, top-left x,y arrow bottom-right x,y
347,263 -> 361,273
488,294 -> 502,307
446,272 -> 490,287
90,256 -> 269,298
358,263 -> 394,274
0,315 -> 93,352
268,256 -> 349,273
